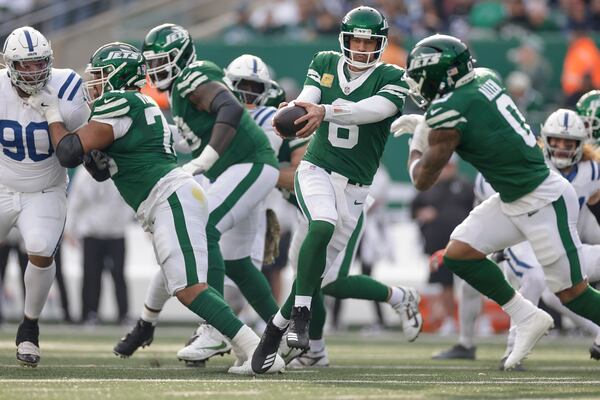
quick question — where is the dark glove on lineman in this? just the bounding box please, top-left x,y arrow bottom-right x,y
83,149 -> 112,182
263,209 -> 281,265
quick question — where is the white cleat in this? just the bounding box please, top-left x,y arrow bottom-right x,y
177,324 -> 232,363
287,348 -> 329,369
228,353 -> 285,375
16,341 -> 40,367
279,336 -> 305,365
393,287 -> 423,342
503,309 -> 554,371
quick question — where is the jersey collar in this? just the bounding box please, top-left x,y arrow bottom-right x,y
338,57 -> 379,96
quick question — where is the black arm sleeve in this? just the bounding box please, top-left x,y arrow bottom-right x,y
55,133 -> 84,168
210,89 -> 244,129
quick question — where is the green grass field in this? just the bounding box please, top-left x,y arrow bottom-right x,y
0,324 -> 599,399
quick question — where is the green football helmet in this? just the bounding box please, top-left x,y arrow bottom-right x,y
142,23 -> 196,90
406,34 -> 475,108
576,90 -> 600,139
84,42 -> 147,103
339,6 -> 389,69
263,80 -> 286,108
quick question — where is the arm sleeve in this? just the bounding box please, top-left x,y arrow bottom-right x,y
64,102 -> 91,132
90,116 -> 133,140
295,85 -> 321,104
322,95 -> 398,125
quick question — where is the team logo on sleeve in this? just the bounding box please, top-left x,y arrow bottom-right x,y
320,73 -> 334,88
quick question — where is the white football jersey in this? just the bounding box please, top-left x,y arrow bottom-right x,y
249,105 -> 282,153
0,68 -> 90,192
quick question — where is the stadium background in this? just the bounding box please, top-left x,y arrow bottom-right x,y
0,0 -> 597,329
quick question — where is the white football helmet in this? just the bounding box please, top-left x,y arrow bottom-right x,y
225,54 -> 272,105
541,108 -> 589,169
3,27 -> 53,95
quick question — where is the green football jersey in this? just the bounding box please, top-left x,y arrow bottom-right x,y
170,60 -> 277,180
424,68 -> 549,203
303,51 -> 407,185
278,137 -> 310,209
90,90 -> 177,210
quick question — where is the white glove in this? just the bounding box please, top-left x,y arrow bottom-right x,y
27,87 -> 63,124
181,145 -> 219,176
408,119 -> 431,154
392,114 -> 425,137
181,159 -> 205,176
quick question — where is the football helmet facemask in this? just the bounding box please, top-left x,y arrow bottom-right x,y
225,54 -> 272,105
83,42 -> 147,103
405,34 -> 474,109
3,27 -> 53,95
339,6 -> 389,69
541,108 -> 588,169
142,23 -> 195,91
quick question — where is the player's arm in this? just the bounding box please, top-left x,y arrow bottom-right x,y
408,128 -> 460,191
183,81 -> 242,175
278,142 -> 308,192
47,120 -> 115,168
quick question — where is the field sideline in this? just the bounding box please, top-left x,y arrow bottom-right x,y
0,324 -> 599,399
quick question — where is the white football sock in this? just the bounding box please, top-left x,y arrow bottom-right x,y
387,286 -> 404,307
458,280 -> 482,349
501,292 -> 538,325
24,260 -> 56,319
294,295 -> 312,309
231,325 -> 260,359
309,338 -> 325,353
141,270 -> 171,323
272,310 -> 289,330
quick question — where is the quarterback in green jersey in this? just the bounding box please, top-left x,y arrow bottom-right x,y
400,33 -> 600,371
251,6 -> 422,374
128,24 -> 281,365
27,42 -> 284,375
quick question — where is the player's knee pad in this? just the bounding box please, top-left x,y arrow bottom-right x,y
24,230 -> 54,257
528,228 -> 561,266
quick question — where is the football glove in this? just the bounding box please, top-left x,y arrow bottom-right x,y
263,209 -> 280,265
429,249 -> 445,272
409,119 -> 431,154
27,87 -> 63,124
83,149 -> 116,182
392,114 -> 424,137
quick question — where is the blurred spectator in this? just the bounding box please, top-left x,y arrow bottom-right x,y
526,0 -> 559,32
223,2 -> 259,44
249,0 -> 300,34
561,30 -> 600,102
411,156 -> 473,336
498,0 -> 531,37
507,37 -> 552,97
381,28 -> 407,68
67,168 -> 133,325
505,71 -> 545,134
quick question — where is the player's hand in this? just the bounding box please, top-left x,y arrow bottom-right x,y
181,159 -> 205,176
83,149 -> 115,182
27,87 -> 63,124
429,249 -> 445,273
293,101 -> 324,138
392,114 -> 424,137
409,119 -> 431,154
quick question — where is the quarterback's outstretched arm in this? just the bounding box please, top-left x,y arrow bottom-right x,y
408,128 -> 460,191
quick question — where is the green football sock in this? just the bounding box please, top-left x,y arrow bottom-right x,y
296,220 -> 335,296
443,256 -> 515,306
225,257 -> 279,322
187,287 -> 243,339
206,224 -> 225,295
281,282 -> 296,319
564,286 -> 600,324
309,289 -> 326,340
322,275 -> 389,302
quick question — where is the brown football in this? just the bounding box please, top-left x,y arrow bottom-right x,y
273,105 -> 308,138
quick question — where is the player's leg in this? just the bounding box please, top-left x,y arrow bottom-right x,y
14,187 -> 66,367
517,187 -> 600,337
444,194 -> 553,370
154,180 -> 283,374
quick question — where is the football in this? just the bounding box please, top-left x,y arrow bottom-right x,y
273,105 -> 308,138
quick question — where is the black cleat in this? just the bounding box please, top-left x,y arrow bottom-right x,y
432,344 -> 476,360
287,306 -> 310,350
251,317 -> 285,374
113,319 -> 155,358
16,318 -> 40,367
590,342 -> 600,360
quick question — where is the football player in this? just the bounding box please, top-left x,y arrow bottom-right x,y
251,6 -> 421,374
0,27 -> 89,367
398,33 -> 600,370
111,24 -> 282,366
435,109 -> 600,366
27,42 -> 284,375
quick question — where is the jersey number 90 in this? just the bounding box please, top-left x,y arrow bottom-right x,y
0,120 -> 53,162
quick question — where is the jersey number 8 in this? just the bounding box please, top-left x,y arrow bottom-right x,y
0,120 -> 53,162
